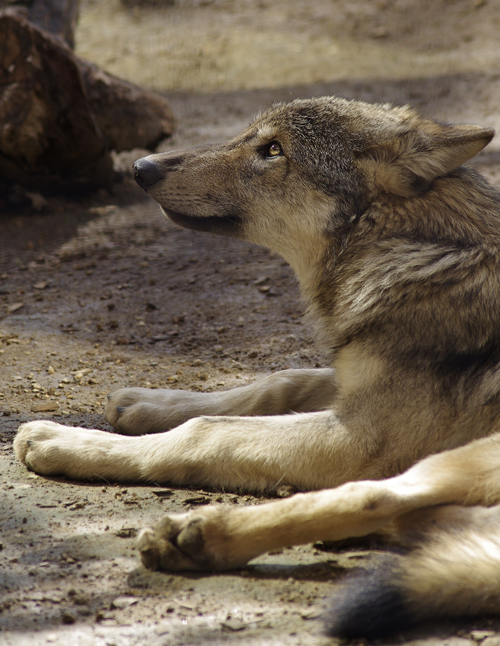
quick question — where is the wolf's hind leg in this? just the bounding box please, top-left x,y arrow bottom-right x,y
106,368 -> 336,434
136,479 -> 422,573
137,432 -> 500,572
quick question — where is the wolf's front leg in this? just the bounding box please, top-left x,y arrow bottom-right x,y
16,408 -> 359,490
106,368 -> 336,434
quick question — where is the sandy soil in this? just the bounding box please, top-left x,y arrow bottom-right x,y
3,0 -> 500,644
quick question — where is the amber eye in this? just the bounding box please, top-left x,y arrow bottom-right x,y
266,142 -> 282,158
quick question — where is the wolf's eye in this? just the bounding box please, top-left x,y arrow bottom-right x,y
266,142 -> 283,158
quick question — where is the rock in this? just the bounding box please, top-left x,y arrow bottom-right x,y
0,11 -> 175,196
30,401 -> 60,413
79,58 -> 175,152
111,596 -> 138,609
0,12 -> 112,193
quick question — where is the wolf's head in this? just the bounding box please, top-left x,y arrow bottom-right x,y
133,96 -> 494,282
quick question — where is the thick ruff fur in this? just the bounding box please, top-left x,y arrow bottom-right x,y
14,96 -> 500,637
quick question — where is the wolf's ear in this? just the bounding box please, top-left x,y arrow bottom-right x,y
362,124 -> 494,197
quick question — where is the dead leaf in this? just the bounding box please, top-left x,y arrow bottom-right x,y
222,619 -> 247,631
7,302 -> 24,313
151,489 -> 173,498
111,596 -> 138,609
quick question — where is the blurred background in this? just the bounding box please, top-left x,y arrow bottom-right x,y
76,0 -> 499,95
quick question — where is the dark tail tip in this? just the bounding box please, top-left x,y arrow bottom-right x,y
324,562 -> 415,640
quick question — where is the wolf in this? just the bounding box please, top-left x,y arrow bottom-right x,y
14,96 -> 500,637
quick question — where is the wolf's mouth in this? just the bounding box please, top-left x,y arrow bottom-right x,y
163,208 -> 242,236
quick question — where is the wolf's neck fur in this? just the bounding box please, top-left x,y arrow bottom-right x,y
294,168 -> 500,356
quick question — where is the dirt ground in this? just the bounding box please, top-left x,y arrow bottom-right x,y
3,0 -> 500,644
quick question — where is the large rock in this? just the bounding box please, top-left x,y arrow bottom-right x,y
0,10 -> 175,195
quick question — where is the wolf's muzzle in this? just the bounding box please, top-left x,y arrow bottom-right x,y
133,157 -> 164,190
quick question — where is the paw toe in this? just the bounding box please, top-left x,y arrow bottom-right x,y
177,519 -> 205,557
138,526 -> 199,572
14,421 -> 53,463
105,388 -> 142,429
138,515 -> 212,572
137,527 -> 162,570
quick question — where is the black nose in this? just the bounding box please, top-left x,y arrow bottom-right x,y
132,157 -> 164,190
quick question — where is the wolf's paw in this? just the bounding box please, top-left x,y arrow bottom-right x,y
14,421 -> 118,479
138,507 -> 240,572
14,421 -> 74,472
106,388 -> 161,434
106,387 -> 199,435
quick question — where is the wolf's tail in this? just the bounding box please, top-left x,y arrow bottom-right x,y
324,505 -> 500,639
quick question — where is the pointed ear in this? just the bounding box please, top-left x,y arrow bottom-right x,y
361,124 -> 494,197
405,124 -> 495,180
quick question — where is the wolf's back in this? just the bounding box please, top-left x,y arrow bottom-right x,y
324,504 -> 500,639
